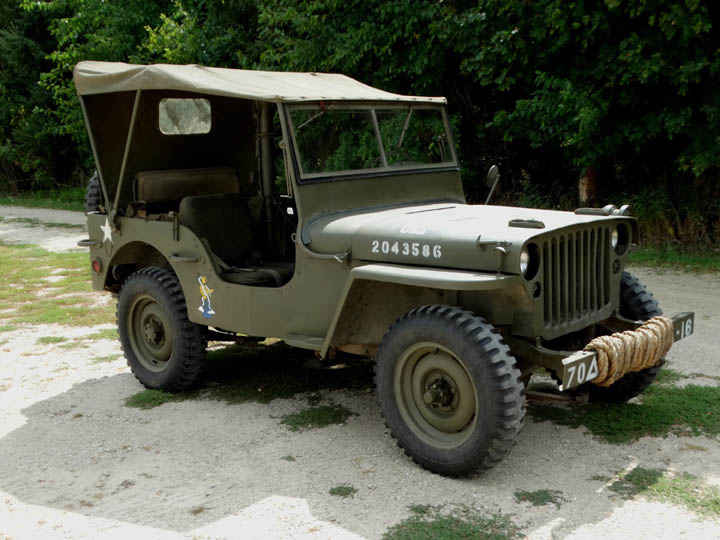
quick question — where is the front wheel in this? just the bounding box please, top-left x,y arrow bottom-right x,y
375,305 -> 525,476
118,267 -> 206,390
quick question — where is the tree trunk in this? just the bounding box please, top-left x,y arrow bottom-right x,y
578,166 -> 597,206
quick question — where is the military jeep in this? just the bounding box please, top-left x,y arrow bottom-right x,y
74,62 -> 694,476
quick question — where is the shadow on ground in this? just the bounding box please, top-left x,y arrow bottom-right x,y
0,342 -> 713,538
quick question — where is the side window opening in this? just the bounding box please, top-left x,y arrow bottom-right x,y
158,98 -> 211,135
272,109 -> 289,195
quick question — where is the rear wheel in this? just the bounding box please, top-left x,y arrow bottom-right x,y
118,267 -> 206,390
375,305 -> 525,476
589,271 -> 663,403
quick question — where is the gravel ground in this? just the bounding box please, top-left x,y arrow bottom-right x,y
1,207 -> 719,539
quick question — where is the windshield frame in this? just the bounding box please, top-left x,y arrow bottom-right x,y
285,102 -> 459,183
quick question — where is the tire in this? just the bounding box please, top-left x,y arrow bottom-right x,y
375,305 -> 525,476
118,267 -> 206,391
85,171 -> 103,213
588,271 -> 663,403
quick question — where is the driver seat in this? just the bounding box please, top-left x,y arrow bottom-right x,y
178,193 -> 292,287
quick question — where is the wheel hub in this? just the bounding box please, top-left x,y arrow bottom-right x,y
423,375 -> 458,411
394,342 -> 478,447
142,315 -> 165,348
127,295 -> 173,372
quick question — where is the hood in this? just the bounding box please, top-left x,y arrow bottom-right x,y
304,202 -> 636,274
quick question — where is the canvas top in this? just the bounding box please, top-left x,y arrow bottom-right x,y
73,61 -> 446,104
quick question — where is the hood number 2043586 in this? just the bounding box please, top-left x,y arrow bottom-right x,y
371,239 -> 443,259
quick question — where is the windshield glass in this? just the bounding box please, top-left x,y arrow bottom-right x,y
289,105 -> 456,178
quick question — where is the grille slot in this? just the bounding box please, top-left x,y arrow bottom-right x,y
541,227 -> 611,329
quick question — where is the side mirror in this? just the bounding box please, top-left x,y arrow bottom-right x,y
485,165 -> 501,204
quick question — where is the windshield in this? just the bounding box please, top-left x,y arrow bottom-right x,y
288,104 -> 456,179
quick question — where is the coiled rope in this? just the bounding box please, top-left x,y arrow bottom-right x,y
584,316 -> 674,387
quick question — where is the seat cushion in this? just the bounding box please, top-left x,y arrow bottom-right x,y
179,193 -> 254,266
221,263 -> 293,287
221,269 -> 276,286
136,167 -> 241,207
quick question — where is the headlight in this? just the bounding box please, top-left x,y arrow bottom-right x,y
520,248 -> 530,275
520,243 -> 540,280
613,224 -> 630,255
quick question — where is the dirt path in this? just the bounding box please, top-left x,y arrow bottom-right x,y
1,206 -> 719,539
0,205 -> 86,226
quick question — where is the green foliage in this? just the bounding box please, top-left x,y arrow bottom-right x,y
0,187 -> 85,211
1,0 -> 719,249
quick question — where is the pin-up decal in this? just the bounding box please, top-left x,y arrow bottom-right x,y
197,276 -> 216,318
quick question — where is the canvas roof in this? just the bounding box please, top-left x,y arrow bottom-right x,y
73,61 -> 446,104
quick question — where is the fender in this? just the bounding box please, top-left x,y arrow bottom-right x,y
320,263 -> 519,357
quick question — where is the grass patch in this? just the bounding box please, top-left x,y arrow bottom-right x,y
0,325 -> 17,333
280,404 -> 356,431
59,341 -> 86,350
329,484 -> 357,498
514,489 -> 566,508
629,246 -> 720,273
0,188 -> 85,212
82,328 -> 118,341
528,383 -> 720,444
92,355 -> 121,364
654,368 -> 685,385
0,243 -> 114,326
36,336 -> 68,345
124,389 -> 189,409
609,467 -> 720,517
589,474 -> 612,482
681,443 -> 708,452
383,505 -> 521,540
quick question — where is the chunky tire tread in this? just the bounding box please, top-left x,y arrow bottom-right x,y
117,266 -> 206,391
589,271 -> 663,403
84,171 -> 104,214
375,305 -> 525,477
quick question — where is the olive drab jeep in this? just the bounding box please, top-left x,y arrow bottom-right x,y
74,62 -> 695,476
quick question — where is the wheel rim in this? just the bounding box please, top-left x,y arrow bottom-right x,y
394,342 -> 478,449
127,294 -> 173,372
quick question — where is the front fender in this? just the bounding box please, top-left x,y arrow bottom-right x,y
320,262 -> 519,357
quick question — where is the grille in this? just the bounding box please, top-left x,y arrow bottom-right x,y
541,227 -> 611,329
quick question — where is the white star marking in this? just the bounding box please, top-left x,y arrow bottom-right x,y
100,218 -> 113,244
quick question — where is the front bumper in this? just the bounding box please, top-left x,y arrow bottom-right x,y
510,311 -> 695,391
